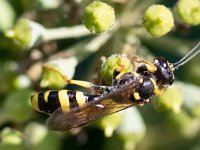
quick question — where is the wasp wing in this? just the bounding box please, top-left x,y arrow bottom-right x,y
47,79 -> 140,131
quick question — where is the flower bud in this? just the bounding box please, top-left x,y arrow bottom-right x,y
0,0 -> 15,31
40,58 -> 77,89
177,0 -> 200,26
97,112 -> 123,137
4,18 -> 46,50
24,122 -> 60,149
82,1 -> 115,33
117,108 -> 146,150
0,128 -> 22,145
101,54 -> 133,85
154,86 -> 183,113
143,5 -> 174,37
1,89 -> 34,123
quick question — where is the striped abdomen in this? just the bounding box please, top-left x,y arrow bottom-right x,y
31,90 -> 99,114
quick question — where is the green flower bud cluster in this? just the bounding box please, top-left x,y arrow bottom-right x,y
13,75 -> 31,89
191,104 -> 200,118
143,5 -> 174,37
40,64 -> 66,89
154,86 -> 183,113
24,122 -> 60,150
101,54 -> 133,85
40,58 -> 77,89
177,0 -> 200,26
143,1 -> 200,37
0,124 -> 61,150
117,108 -> 146,150
0,0 -> 15,31
0,128 -> 23,149
97,107 -> 146,148
4,18 -> 46,50
97,112 -> 123,137
168,110 -> 200,138
82,1 -> 115,33
0,89 -> 34,124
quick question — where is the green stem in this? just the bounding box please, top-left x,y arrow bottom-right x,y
43,25 -> 91,41
49,23 -> 120,62
49,31 -> 114,63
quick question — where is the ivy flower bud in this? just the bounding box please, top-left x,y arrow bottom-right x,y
0,128 -> 23,145
40,58 -> 77,89
177,0 -> 200,26
4,18 -> 46,50
0,0 -> 15,31
101,54 -> 133,85
2,89 -> 34,123
82,1 -> 115,33
117,108 -> 146,150
191,104 -> 200,118
154,86 -> 183,113
143,5 -> 174,37
98,113 -> 122,137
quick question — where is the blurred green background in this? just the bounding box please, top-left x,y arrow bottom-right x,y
0,0 -> 200,150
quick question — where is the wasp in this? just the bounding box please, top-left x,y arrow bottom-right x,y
31,42 -> 200,131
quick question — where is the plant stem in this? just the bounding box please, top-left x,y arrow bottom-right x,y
43,25 -> 91,41
49,31 -> 114,62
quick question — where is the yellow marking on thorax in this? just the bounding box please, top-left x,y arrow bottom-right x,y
76,91 -> 86,106
150,78 -> 163,95
58,90 -> 70,112
31,93 -> 40,112
133,72 -> 140,77
133,92 -> 141,100
143,61 -> 157,73
44,91 -> 50,102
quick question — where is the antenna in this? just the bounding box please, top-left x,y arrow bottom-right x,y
173,41 -> 200,70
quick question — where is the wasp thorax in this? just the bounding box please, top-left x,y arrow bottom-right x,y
153,57 -> 174,87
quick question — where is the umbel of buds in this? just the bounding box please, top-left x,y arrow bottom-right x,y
177,0 -> 200,26
143,4 -> 174,37
82,1 -> 115,33
101,54 -> 133,85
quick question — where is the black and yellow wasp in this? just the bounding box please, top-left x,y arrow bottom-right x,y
31,42 -> 200,131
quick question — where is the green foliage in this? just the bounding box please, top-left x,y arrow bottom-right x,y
0,0 -> 200,150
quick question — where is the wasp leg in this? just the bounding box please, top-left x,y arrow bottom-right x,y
111,60 -> 127,85
43,64 -> 113,91
43,64 -> 94,88
115,60 -> 126,80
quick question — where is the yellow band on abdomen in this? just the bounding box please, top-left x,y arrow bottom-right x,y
31,93 -> 40,112
58,90 -> 70,112
76,91 -> 86,106
44,91 -> 50,102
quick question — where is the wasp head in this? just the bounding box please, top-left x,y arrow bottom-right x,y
153,57 -> 174,87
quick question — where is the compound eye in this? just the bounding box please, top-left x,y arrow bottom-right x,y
156,57 -> 168,69
160,61 -> 167,69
